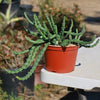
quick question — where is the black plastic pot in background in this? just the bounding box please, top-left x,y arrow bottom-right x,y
17,4 -> 39,31
0,66 -> 34,96
18,4 -> 33,17
0,0 -> 20,15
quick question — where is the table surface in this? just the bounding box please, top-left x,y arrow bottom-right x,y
40,37 -> 100,90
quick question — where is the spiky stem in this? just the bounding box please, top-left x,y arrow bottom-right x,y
50,14 -> 56,33
23,27 -> 38,36
60,16 -> 66,40
77,24 -> 85,40
82,39 -> 99,48
5,46 -> 40,74
11,49 -> 29,55
45,14 -> 53,31
34,15 -> 48,40
16,42 -> 50,80
42,21 -> 52,37
24,12 -> 34,25
25,36 -> 45,44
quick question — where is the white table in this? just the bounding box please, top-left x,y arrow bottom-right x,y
41,37 -> 100,90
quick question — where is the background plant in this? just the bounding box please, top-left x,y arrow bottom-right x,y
35,84 -> 43,91
0,30 -> 35,69
38,0 -> 83,32
0,4 -> 28,69
0,3 -> 24,35
9,92 -> 22,100
5,13 -> 99,81
0,0 -> 11,4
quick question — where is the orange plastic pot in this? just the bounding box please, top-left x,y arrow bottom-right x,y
44,45 -> 79,73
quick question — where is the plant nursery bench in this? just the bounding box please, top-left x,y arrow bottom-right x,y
40,37 -> 100,100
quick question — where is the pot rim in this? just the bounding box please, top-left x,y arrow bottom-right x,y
46,44 -> 79,51
48,44 -> 78,47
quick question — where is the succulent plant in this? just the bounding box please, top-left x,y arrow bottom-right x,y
5,13 -> 99,80
0,3 -> 24,35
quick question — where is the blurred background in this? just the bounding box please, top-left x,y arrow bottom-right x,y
0,0 -> 100,100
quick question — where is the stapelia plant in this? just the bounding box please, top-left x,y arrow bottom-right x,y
5,13 -> 99,80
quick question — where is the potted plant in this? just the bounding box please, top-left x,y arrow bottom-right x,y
0,0 -> 20,14
5,13 -> 99,81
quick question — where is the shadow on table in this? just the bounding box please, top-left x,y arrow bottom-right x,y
84,16 -> 100,25
81,30 -> 100,42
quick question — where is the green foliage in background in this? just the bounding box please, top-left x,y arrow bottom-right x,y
0,0 -> 11,4
9,92 -> 22,100
0,3 -> 24,35
35,84 -> 43,91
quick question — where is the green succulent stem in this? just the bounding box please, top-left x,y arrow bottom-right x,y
42,21 -> 52,37
82,39 -> 100,48
60,16 -> 66,40
34,16 -> 48,40
45,14 -> 53,31
24,12 -> 34,25
11,49 -> 29,55
5,46 -> 41,74
25,36 -> 45,44
77,24 -> 85,40
16,42 -> 50,80
23,27 -> 38,36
